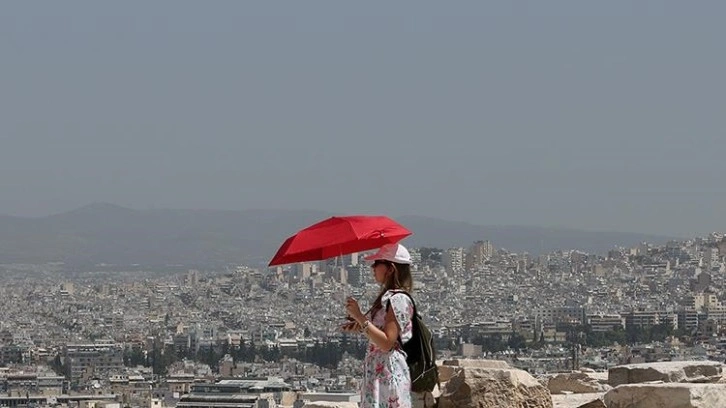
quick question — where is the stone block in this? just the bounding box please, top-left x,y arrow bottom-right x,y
608,361 -> 723,386
603,383 -> 726,408
438,366 -> 552,408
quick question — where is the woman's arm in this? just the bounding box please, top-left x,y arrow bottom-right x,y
359,307 -> 400,351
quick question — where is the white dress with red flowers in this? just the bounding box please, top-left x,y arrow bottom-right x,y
361,290 -> 414,408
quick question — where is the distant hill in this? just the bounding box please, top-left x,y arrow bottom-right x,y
397,215 -> 673,255
0,204 -> 674,268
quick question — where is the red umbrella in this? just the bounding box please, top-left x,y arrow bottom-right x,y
268,215 -> 412,266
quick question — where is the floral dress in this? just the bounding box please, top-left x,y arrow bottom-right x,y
361,290 -> 414,408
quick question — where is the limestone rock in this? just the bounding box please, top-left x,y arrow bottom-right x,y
603,383 -> 726,408
301,402 -> 358,408
608,361 -> 723,386
576,399 -> 607,408
412,391 -> 436,408
438,366 -> 552,408
441,358 -> 511,369
551,393 -> 606,408
547,372 -> 611,394
438,364 -> 457,383
581,370 -> 608,384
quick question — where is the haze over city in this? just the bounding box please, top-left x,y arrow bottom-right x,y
5,4 -> 726,408
2,2 -> 725,237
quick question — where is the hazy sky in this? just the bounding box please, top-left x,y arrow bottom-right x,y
1,2 -> 724,236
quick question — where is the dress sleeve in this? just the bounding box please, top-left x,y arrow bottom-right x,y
383,291 -> 415,344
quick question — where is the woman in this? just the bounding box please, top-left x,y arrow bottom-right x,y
343,243 -> 415,408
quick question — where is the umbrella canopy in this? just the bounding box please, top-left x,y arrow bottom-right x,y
268,215 -> 412,266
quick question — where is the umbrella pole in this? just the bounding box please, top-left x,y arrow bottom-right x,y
339,253 -> 347,300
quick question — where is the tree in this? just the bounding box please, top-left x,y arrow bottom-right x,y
650,322 -> 674,342
123,347 -> 146,367
202,347 -> 220,370
150,346 -> 165,376
50,354 -> 67,378
262,345 -> 280,362
473,334 -> 506,352
507,332 -> 526,350
236,337 -> 246,361
247,338 -> 256,362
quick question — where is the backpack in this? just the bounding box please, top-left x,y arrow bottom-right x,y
388,290 -> 440,393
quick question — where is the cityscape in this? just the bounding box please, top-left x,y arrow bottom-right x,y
3,231 -> 726,407
3,1 -> 726,407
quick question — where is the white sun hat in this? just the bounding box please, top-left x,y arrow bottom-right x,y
363,243 -> 412,265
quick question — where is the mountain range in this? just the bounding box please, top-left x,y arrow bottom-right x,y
0,203 -> 675,269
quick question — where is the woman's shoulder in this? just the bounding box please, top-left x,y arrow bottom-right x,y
382,289 -> 413,304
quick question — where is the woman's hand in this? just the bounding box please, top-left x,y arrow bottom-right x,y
345,297 -> 365,324
340,321 -> 361,333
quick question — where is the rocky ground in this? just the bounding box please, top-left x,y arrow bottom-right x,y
301,359 -> 726,408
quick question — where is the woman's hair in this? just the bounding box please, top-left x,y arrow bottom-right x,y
367,261 -> 413,317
